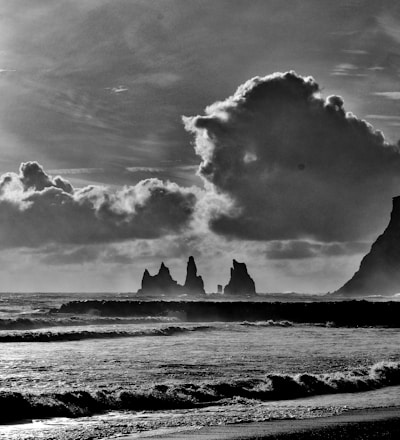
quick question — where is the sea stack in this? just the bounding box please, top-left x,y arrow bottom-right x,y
224,259 -> 256,295
137,262 -> 181,296
183,256 -> 205,295
336,196 -> 400,297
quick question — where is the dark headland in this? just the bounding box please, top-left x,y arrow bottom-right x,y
335,196 -> 400,297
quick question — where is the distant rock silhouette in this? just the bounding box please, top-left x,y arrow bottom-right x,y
224,259 -> 256,295
138,262 -> 181,296
183,256 -> 205,295
137,258 -> 257,297
336,196 -> 400,296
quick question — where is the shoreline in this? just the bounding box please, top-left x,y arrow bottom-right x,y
110,406 -> 400,440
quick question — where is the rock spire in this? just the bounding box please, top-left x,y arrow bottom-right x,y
224,259 -> 256,295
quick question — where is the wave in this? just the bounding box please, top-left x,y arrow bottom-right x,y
0,316 -> 179,331
0,325 -> 214,343
1,361 -> 399,424
240,320 -> 293,327
56,300 -> 400,327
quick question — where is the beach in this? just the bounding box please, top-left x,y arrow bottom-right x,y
114,407 -> 400,440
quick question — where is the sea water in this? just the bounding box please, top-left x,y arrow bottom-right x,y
0,292 -> 399,439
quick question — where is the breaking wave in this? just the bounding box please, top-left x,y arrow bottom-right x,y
0,316 -> 179,331
240,320 -> 293,327
0,325 -> 214,343
1,361 -> 399,424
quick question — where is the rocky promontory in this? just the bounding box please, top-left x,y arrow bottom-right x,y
224,259 -> 256,295
336,196 -> 400,297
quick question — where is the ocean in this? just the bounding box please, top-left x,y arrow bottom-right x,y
0,292 -> 399,439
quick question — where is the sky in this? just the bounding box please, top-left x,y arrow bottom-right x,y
1,0 -> 400,293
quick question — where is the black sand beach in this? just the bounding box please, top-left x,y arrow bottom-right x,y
116,407 -> 400,440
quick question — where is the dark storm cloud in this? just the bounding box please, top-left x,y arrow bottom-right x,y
184,71 -> 400,243
0,162 -> 197,248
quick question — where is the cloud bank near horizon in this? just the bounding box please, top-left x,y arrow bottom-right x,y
0,161 -> 197,248
184,71 -> 400,243
2,72 -> 400,262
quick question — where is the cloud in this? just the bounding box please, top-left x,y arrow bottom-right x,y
331,63 -> 367,77
373,92 -> 400,100
266,240 -> 369,260
110,86 -> 129,94
341,49 -> 368,55
0,162 -> 197,248
367,66 -> 384,71
365,114 -> 400,121
39,246 -> 102,266
377,13 -> 400,45
38,244 -> 135,266
126,167 -> 164,174
46,167 -> 104,175
184,71 -> 400,243
125,164 -> 203,188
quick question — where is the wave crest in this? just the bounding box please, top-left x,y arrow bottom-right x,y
0,325 -> 214,343
240,320 -> 293,327
1,361 -> 399,424
0,316 -> 179,331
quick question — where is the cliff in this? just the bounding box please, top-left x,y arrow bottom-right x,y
336,196 -> 400,296
224,259 -> 256,295
183,256 -> 205,295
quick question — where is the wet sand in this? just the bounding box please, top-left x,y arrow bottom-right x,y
111,406 -> 400,439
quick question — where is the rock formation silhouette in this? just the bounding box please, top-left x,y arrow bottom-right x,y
137,257 -> 206,296
224,259 -> 256,295
336,196 -> 400,296
183,256 -> 205,295
137,262 -> 181,296
137,258 -> 257,297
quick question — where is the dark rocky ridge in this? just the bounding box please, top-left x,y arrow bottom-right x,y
224,259 -> 256,295
56,300 -> 400,327
336,196 -> 400,297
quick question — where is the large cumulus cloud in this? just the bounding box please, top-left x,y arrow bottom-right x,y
184,71 -> 400,243
0,162 -> 197,248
